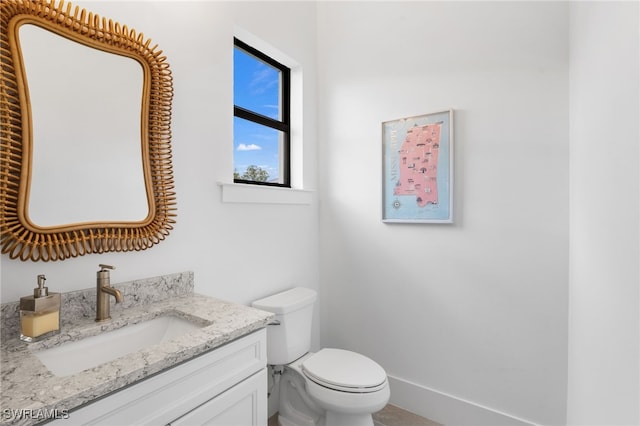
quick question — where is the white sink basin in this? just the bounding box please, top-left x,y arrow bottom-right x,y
33,315 -> 204,377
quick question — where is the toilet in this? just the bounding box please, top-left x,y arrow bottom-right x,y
252,287 -> 390,426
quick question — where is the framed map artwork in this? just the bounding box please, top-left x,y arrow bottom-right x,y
382,110 -> 453,223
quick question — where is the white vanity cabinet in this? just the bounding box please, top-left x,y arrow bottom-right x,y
56,329 -> 267,426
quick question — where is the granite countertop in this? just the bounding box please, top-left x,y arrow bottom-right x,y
0,272 -> 273,426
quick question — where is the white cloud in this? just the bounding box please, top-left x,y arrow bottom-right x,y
250,66 -> 278,94
237,143 -> 262,151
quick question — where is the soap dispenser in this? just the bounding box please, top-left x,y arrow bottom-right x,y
20,275 -> 61,342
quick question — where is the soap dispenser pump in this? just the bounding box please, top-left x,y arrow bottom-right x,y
20,275 -> 61,342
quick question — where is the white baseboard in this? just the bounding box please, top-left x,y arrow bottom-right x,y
387,375 -> 539,426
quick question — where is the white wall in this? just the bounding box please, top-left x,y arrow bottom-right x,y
567,2 -> 640,425
0,1 -> 320,348
317,2 -> 570,425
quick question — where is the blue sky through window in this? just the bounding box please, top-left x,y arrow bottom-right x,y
234,47 -> 282,181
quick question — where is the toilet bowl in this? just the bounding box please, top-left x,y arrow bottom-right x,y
252,287 -> 390,426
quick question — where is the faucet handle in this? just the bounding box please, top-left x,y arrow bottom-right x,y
98,264 -> 115,271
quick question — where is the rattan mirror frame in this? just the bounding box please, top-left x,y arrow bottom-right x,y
0,0 -> 176,261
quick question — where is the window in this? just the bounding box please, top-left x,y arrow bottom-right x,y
233,38 -> 291,187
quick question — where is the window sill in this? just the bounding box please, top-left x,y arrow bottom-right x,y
217,182 -> 314,205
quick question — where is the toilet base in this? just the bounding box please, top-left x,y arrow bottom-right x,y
278,414 -> 324,426
278,368 -> 323,426
277,362 -> 385,426
325,412 -> 373,426
279,411 -> 373,426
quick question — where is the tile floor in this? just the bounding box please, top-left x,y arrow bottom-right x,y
268,404 -> 441,426
373,404 -> 442,426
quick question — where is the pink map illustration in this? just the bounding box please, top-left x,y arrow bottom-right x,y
393,123 -> 441,207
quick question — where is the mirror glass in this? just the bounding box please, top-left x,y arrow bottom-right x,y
20,23 -> 149,226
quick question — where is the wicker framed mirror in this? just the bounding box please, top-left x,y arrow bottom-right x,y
0,0 -> 176,261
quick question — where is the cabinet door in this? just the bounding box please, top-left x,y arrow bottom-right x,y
170,368 -> 267,426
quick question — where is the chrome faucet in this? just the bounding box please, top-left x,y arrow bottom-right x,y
96,264 -> 123,322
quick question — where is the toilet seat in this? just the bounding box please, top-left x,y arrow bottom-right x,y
301,348 -> 388,393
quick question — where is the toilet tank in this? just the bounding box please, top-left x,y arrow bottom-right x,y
252,287 -> 317,365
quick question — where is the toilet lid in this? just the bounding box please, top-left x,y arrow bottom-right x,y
301,348 -> 387,393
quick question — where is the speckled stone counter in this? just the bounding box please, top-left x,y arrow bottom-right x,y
0,272 -> 273,426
